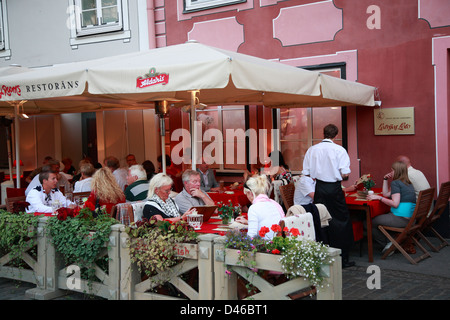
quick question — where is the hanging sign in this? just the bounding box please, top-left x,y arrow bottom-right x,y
374,107 -> 415,135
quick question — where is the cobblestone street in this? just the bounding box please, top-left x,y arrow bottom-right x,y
342,266 -> 450,300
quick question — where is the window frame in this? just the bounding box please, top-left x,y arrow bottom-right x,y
0,0 -> 11,59
68,0 -> 130,48
74,0 -> 123,37
195,105 -> 247,172
184,0 -> 246,13
277,63 -> 348,174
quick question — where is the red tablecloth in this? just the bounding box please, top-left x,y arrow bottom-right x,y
207,188 -> 250,207
345,188 -> 390,218
33,212 -> 54,217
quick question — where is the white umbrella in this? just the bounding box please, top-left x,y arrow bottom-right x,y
0,41 -> 375,179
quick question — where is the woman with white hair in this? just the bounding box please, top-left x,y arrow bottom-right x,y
143,173 -> 194,223
239,174 -> 285,239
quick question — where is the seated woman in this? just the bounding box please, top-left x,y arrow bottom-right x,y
237,174 -> 285,240
142,173 -> 193,223
268,151 -> 292,185
84,167 -> 126,216
367,161 -> 417,253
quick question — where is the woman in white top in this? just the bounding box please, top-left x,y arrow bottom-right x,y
240,174 -> 285,239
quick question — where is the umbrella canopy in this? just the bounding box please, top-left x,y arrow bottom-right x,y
0,41 -> 376,184
0,41 -> 375,117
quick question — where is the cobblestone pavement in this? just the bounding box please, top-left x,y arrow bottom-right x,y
342,266 -> 450,300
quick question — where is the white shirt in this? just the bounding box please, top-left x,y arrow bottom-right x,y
294,175 -> 315,205
113,168 -> 128,191
25,172 -> 71,196
74,177 -> 93,192
247,196 -> 284,240
302,139 -> 351,182
26,187 -> 72,213
408,166 -> 431,199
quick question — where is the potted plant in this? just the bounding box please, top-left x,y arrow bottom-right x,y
46,206 -> 117,290
124,217 -> 199,288
224,225 -> 333,290
217,200 -> 241,225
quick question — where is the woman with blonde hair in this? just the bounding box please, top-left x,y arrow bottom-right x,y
143,173 -> 194,223
84,167 -> 125,216
367,161 -> 416,253
238,174 -> 285,239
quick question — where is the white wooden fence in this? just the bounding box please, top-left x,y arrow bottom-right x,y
0,216 -> 342,300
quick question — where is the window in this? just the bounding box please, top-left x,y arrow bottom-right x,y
74,0 -> 123,36
0,0 -> 11,59
184,0 -> 246,13
195,106 -> 247,171
278,66 -> 346,173
68,0 -> 130,48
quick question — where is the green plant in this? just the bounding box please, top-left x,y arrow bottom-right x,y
224,224 -> 333,290
217,200 -> 241,222
0,210 -> 39,265
46,207 -> 117,290
125,218 -> 198,286
363,174 -> 376,191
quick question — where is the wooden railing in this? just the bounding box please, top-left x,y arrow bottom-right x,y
1,217 -> 342,300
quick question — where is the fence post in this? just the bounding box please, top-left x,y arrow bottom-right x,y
107,224 -> 122,300
119,225 -> 140,300
213,236 -> 237,300
197,233 -> 218,300
316,247 -> 342,300
25,216 -> 66,300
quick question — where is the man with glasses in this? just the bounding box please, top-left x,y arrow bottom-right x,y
174,169 -> 215,214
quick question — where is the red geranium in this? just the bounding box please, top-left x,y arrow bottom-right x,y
290,228 -> 300,237
271,249 -> 281,254
270,224 -> 281,233
259,226 -> 270,238
85,200 -> 96,212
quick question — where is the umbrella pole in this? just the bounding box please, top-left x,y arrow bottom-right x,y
190,91 -> 197,170
13,103 -> 21,188
6,126 -> 13,183
160,116 -> 166,174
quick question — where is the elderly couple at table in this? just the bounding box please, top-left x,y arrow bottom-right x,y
141,169 -> 314,241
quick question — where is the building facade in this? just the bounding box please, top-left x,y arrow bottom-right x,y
0,0 -> 449,195
154,0 -> 450,190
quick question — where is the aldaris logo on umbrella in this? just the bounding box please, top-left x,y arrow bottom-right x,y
136,67 -> 169,89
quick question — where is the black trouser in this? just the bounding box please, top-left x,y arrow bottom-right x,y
314,180 -> 354,259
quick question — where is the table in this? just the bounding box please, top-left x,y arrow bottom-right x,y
207,188 -> 250,208
345,188 -> 390,262
195,216 -> 233,236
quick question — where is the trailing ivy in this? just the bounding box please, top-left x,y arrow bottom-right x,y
125,218 -> 198,287
46,208 -> 117,290
0,209 -> 39,264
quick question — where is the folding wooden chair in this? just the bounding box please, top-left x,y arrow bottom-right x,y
279,183 -> 295,210
379,187 -> 435,264
416,181 -> 450,252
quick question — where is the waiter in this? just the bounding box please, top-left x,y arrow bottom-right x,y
302,124 -> 355,268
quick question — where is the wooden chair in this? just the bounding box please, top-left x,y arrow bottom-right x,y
6,187 -> 27,198
279,183 -> 295,210
379,187 -> 435,264
5,196 -> 29,213
416,181 -> 450,252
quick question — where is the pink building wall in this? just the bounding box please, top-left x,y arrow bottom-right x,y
151,0 -> 450,190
